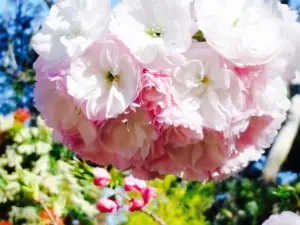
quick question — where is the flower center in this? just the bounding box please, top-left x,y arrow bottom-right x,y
74,106 -> 81,115
145,25 -> 164,38
72,28 -> 83,36
193,75 -> 210,97
65,27 -> 85,39
105,71 -> 120,83
201,76 -> 210,85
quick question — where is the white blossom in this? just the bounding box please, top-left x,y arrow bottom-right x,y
194,0 -> 291,66
110,0 -> 192,67
32,0 -> 111,64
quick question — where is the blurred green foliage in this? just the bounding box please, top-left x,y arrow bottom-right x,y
0,115 -> 101,225
205,177 -> 300,225
125,177 -> 214,225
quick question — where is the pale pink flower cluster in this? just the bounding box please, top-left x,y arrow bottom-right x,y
262,211 -> 300,225
93,169 -> 156,212
33,0 -> 300,182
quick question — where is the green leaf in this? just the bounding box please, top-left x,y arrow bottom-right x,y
245,201 -> 259,216
21,186 -> 34,199
273,185 -> 296,199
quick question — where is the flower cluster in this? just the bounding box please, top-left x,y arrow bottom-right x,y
262,211 -> 300,225
94,169 -> 156,213
33,0 -> 300,182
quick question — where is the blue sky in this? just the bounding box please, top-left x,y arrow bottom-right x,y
0,0 -> 6,13
0,0 -> 120,13
111,0 -> 120,8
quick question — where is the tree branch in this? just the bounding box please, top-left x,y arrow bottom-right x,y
117,191 -> 167,225
140,208 -> 167,225
40,199 -> 58,225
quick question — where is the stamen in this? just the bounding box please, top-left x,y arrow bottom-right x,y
201,76 -> 210,85
105,71 -> 120,83
145,25 -> 164,38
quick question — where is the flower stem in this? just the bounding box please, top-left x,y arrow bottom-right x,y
117,191 -> 167,225
140,208 -> 167,225
40,199 -> 58,225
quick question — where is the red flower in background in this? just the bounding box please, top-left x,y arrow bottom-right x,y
0,221 -> 11,225
14,108 -> 31,123
40,209 -> 64,225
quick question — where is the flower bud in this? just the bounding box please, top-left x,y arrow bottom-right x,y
142,186 -> 156,204
128,199 -> 145,212
96,198 -> 119,213
124,175 -> 146,192
93,168 -> 111,187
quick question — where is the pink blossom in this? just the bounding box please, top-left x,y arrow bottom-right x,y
166,129 -> 231,181
210,116 -> 286,181
262,211 -> 300,225
160,123 -> 203,148
34,78 -> 97,145
35,58 -> 287,182
33,2 -> 291,183
235,116 -> 273,150
93,168 -> 111,187
142,187 -> 156,204
67,35 -> 142,122
72,140 -> 134,171
131,106 -> 285,182
98,108 -> 158,160
155,106 -> 204,136
60,131 -> 85,151
34,58 -> 97,147
132,149 -> 180,181
131,167 -> 162,181
131,142 -> 168,180
139,68 -> 172,116
130,129 -> 230,182
170,42 -> 246,132
233,64 -> 266,89
96,198 -> 119,213
124,175 -> 147,192
128,199 -> 145,212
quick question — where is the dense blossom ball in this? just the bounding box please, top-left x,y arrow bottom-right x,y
33,0 -> 300,182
